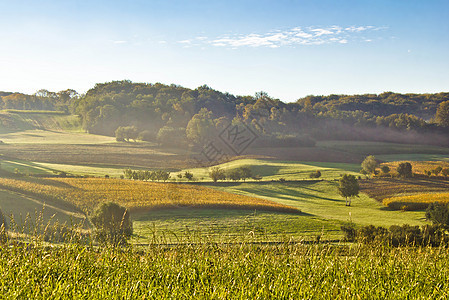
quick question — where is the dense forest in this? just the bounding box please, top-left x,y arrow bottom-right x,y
1,80 -> 449,147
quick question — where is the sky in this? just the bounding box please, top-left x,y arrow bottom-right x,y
0,0 -> 448,102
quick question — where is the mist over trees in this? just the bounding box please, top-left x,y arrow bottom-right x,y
2,80 -> 449,147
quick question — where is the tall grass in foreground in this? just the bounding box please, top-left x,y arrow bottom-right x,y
1,240 -> 448,299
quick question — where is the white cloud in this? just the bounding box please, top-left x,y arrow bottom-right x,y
113,40 -> 127,44
310,28 -> 334,36
182,25 -> 384,49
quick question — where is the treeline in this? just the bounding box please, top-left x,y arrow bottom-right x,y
0,89 -> 79,112
2,81 -> 449,147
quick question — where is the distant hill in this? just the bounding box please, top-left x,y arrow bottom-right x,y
1,81 -> 448,147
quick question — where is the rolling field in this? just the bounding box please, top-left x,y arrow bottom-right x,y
0,142 -> 193,169
132,208 -> 342,244
0,177 -> 298,214
383,192 -> 449,210
173,158 -> 362,181
207,181 -> 428,227
360,178 -> 449,201
0,189 -> 86,229
0,110 -> 82,134
0,129 -> 115,144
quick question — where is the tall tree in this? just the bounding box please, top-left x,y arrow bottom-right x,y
397,162 -> 413,178
361,155 -> 378,176
436,100 -> 449,127
338,174 -> 360,206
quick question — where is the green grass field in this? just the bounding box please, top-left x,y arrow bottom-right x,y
131,208 -> 342,244
173,158 -> 362,181
0,110 -> 83,133
206,181 -> 428,227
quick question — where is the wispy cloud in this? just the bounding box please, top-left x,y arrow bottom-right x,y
180,25 -> 386,49
112,40 -> 128,44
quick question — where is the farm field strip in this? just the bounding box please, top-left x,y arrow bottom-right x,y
0,177 -> 299,214
173,158 -> 362,182
383,192 -> 449,210
360,178 -> 449,201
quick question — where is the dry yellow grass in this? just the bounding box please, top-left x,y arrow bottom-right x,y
383,192 -> 449,210
0,177 -> 299,213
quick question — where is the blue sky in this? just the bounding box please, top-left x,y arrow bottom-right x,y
0,0 -> 448,101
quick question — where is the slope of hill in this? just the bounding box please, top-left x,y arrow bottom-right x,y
0,110 -> 82,133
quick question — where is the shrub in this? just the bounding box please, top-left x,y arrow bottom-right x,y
91,202 -> 133,246
433,166 -> 443,176
442,168 -> 449,177
344,223 -> 449,247
425,202 -> 449,226
0,208 -> 7,243
137,130 -> 156,142
358,225 -> 388,244
340,223 -> 357,242
381,166 -> 390,174
309,170 -> 322,179
184,171 -> 194,181
389,225 -> 422,247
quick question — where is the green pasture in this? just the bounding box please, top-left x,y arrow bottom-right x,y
0,110 -> 82,133
131,208 -> 342,244
206,181 -> 428,228
173,158 -> 362,181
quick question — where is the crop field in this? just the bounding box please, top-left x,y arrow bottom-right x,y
360,178 -> 449,201
0,142 -> 195,169
173,158 -> 362,182
0,177 -> 298,214
1,242 -> 448,299
380,160 -> 449,175
207,181 -> 428,227
383,192 -> 449,210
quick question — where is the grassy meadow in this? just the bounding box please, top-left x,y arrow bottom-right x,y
172,158 -> 362,181
207,181 -> 428,227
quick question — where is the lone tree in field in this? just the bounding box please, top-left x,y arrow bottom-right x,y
338,174 -> 360,206
209,167 -> 226,182
361,155 -> 378,176
91,202 -> 133,246
397,162 -> 413,178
